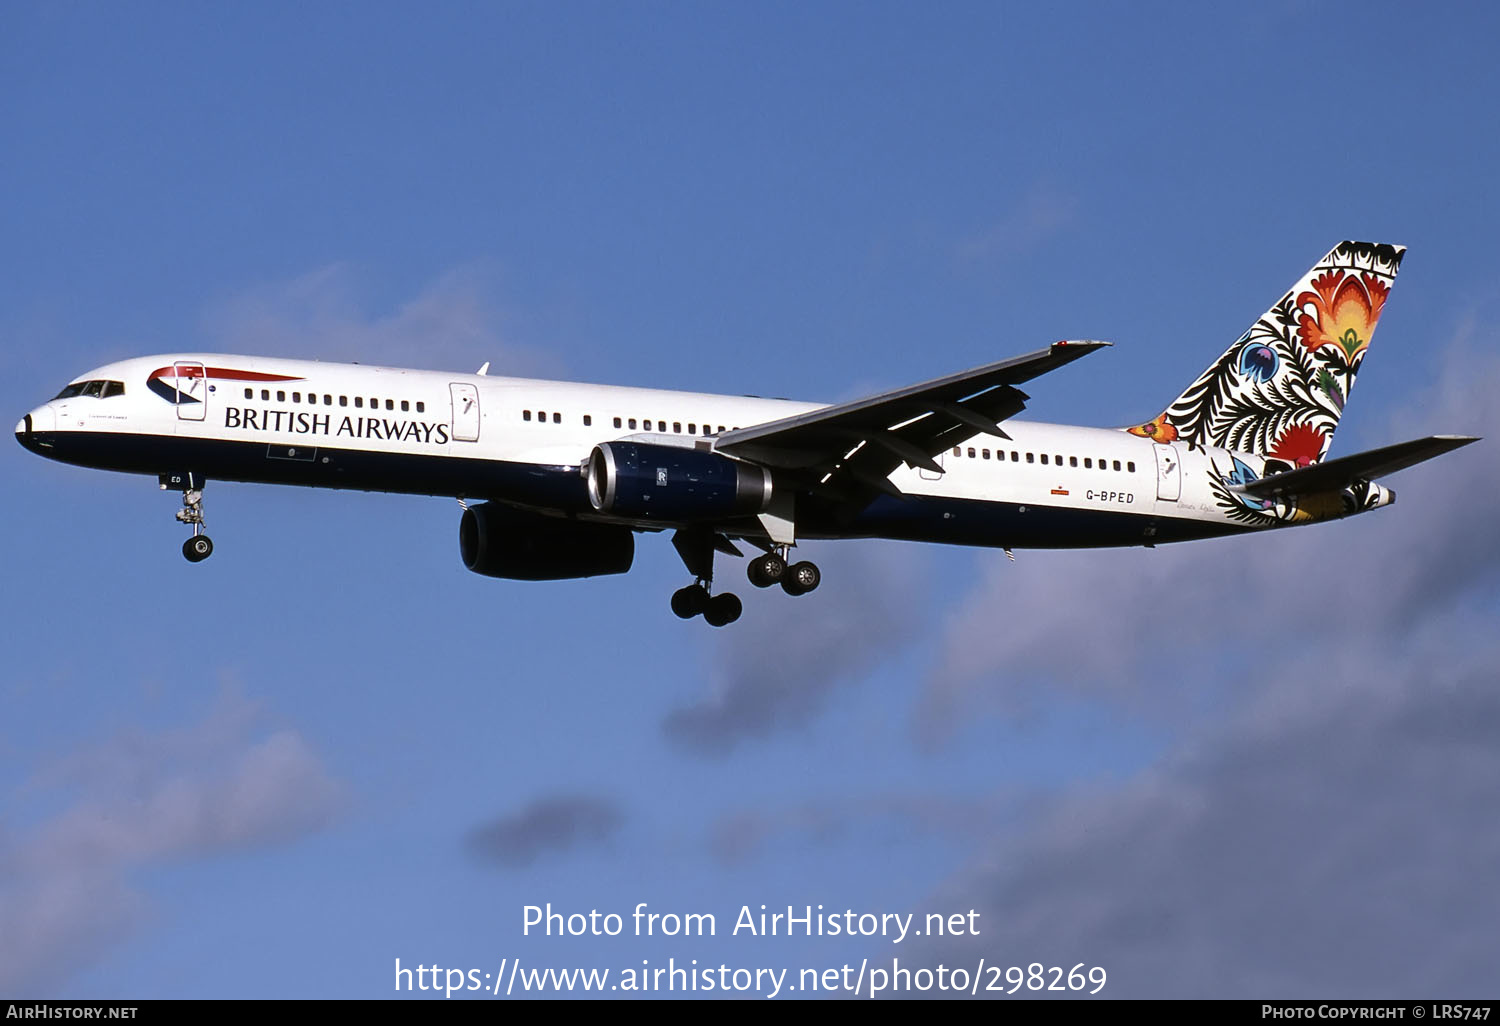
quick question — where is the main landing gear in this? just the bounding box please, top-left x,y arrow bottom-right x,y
670,583 -> 743,627
166,475 -> 214,562
670,529 -> 743,627
746,549 -> 821,596
669,532 -> 822,627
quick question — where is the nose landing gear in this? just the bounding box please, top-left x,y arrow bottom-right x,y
164,474 -> 214,562
182,532 -> 214,562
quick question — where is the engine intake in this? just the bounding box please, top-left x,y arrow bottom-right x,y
586,442 -> 772,521
459,502 -> 633,580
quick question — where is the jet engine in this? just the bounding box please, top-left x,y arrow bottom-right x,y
459,502 -> 634,580
584,442 -> 772,521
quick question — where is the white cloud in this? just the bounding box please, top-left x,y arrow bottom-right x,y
917,338 -> 1499,744
662,541 -> 933,756
0,693 -> 344,993
466,795 -> 625,870
201,263 -> 558,377
908,632 -> 1500,996
889,334 -> 1500,995
956,182 -> 1079,266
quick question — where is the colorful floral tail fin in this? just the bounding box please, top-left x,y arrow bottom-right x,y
1126,241 -> 1406,466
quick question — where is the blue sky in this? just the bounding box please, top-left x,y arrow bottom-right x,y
3,2 -> 1498,998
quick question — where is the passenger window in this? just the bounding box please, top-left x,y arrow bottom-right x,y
1113,460 -> 1121,471
953,447 -> 961,457
628,418 -> 637,430
967,447 -> 976,458
553,412 -> 560,424
982,449 -> 990,459
355,397 -> 363,408
323,394 -> 331,405
523,410 -> 531,421
244,388 -> 253,399
277,391 -> 286,402
673,422 -> 682,433
386,399 -> 394,411
1026,452 -> 1034,463
1055,455 -> 1062,465
1040,454 -> 1048,465
339,395 -> 348,407
401,400 -> 409,412
583,415 -> 592,426
1070,456 -> 1077,467
416,402 -> 425,413
688,423 -> 696,434
1084,458 -> 1092,468
292,392 -> 301,403
613,417 -> 622,428
1011,451 -> 1019,461
1127,461 -> 1135,472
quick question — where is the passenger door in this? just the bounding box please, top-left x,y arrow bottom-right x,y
450,383 -> 480,442
1154,444 -> 1181,501
174,361 -> 207,421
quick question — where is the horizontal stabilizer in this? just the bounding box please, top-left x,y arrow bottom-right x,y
1233,435 -> 1480,499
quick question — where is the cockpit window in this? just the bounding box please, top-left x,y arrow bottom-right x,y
52,380 -> 125,400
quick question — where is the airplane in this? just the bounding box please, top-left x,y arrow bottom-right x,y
15,240 -> 1479,627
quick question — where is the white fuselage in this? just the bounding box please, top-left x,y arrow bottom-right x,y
17,353 -> 1330,550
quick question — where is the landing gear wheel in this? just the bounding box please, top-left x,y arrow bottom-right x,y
703,592 -> 743,627
183,535 -> 214,562
780,560 -> 820,596
747,553 -> 786,588
671,584 -> 710,619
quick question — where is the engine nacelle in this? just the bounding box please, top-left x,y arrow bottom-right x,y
459,502 -> 633,580
585,442 -> 773,521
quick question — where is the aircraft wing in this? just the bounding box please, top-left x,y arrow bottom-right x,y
715,340 -> 1110,501
1233,435 -> 1481,500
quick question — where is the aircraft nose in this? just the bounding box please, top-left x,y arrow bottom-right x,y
16,405 -> 54,451
15,413 -> 36,453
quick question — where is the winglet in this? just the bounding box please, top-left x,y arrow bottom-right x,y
477,361 -> 490,376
